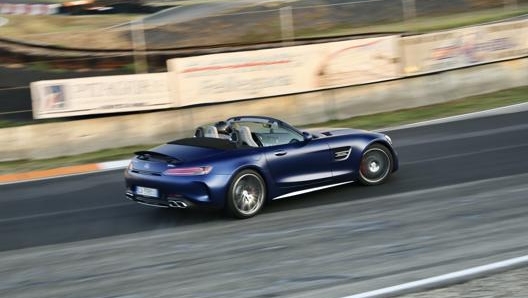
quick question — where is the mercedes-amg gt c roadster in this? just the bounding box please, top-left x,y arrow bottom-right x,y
125,116 -> 398,218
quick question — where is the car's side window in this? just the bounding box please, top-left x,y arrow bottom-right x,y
222,119 -> 304,147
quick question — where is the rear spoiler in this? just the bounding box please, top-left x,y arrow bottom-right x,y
134,151 -> 182,164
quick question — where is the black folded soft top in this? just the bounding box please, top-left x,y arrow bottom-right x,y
167,137 -> 238,150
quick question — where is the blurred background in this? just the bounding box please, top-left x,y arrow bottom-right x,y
1,0 -> 528,123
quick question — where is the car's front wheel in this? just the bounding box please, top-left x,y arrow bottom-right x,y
226,169 -> 266,219
358,144 -> 393,186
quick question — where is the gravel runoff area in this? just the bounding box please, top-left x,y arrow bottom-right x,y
399,266 -> 528,298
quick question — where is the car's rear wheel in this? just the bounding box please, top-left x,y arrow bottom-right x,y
358,144 -> 393,186
226,169 -> 266,219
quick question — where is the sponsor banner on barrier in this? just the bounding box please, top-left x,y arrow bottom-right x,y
167,35 -> 399,106
402,19 -> 528,75
313,37 -> 399,88
30,73 -> 173,119
168,47 -> 310,106
0,3 -> 60,15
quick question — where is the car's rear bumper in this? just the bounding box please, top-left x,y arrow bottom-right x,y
124,170 -> 230,209
125,190 -> 196,208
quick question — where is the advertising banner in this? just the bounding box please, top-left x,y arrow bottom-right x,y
167,47 -> 312,106
313,36 -> 400,88
30,73 -> 173,119
0,3 -> 59,15
402,19 -> 528,75
167,35 -> 399,106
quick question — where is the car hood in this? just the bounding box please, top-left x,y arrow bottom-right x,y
307,127 -> 380,138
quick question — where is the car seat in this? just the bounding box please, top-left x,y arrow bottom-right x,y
204,126 -> 219,138
237,126 -> 259,147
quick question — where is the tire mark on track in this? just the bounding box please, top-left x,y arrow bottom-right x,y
0,202 -> 129,224
400,143 -> 528,166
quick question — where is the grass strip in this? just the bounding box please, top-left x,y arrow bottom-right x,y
1,86 -> 527,174
309,86 -> 528,130
2,5 -> 528,50
298,6 -> 528,39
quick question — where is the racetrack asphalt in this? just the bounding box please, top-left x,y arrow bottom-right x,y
0,109 -> 527,297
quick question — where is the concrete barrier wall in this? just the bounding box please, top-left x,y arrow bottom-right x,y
1,57 -> 527,161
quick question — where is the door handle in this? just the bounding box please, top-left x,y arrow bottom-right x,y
274,150 -> 287,156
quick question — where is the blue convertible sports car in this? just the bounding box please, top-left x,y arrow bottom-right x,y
125,116 -> 398,218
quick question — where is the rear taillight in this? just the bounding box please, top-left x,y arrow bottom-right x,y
163,166 -> 212,176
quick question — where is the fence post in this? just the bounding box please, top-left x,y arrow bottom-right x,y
402,0 -> 416,21
504,0 -> 518,9
280,6 -> 294,45
130,19 -> 148,74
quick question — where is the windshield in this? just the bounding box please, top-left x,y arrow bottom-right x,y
232,120 -> 304,147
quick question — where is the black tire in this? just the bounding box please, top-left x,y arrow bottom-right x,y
226,169 -> 266,219
358,144 -> 393,186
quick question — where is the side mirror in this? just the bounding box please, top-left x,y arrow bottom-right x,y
302,131 -> 313,142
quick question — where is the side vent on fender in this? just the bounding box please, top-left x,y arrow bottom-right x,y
333,146 -> 352,161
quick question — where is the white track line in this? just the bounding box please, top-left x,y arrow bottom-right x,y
379,102 -> 528,132
341,255 -> 528,298
98,159 -> 130,170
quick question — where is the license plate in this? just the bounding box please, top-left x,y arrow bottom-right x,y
136,186 -> 159,198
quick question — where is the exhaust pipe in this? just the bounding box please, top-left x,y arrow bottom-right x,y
168,200 -> 189,209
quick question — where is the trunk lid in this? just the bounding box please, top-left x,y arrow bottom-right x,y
130,138 -> 236,174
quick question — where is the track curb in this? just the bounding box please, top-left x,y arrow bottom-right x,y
0,159 -> 129,185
